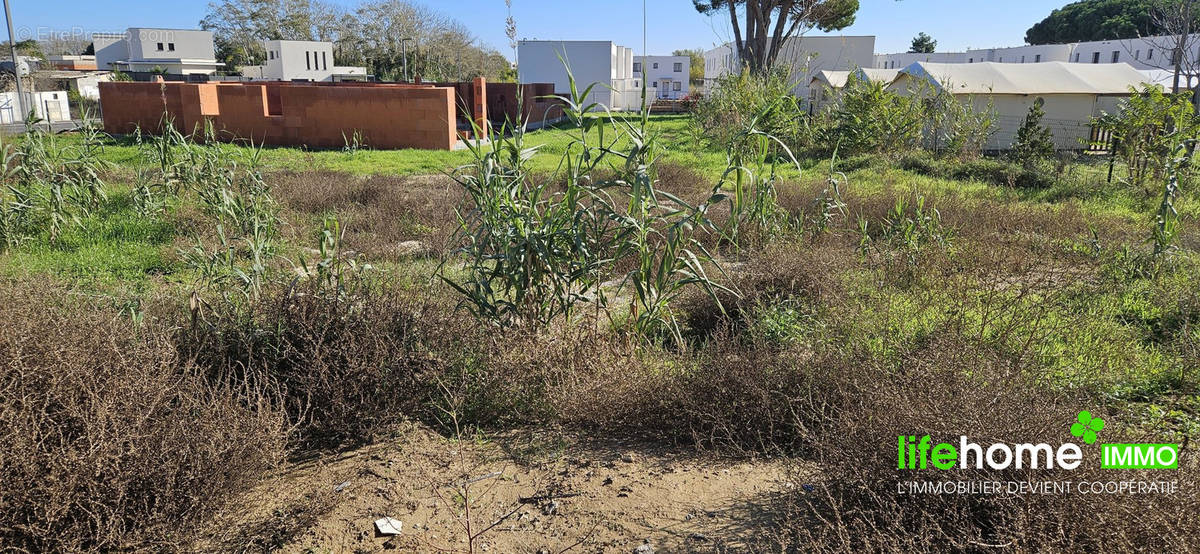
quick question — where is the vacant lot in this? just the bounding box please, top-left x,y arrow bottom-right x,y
0,105 -> 1196,553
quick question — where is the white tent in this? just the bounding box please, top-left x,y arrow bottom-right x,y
808,70 -> 851,114
855,67 -> 900,84
890,62 -> 1148,151
808,68 -> 901,114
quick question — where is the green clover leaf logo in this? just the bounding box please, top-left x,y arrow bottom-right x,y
1070,410 -> 1105,444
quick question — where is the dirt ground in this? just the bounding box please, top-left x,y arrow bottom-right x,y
200,423 -> 798,553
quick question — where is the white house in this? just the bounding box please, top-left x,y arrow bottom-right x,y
518,40 -> 638,110
93,28 -> 222,75
0,91 -> 71,124
634,55 -> 689,99
704,36 -> 876,101
889,61 -> 1149,150
242,40 -> 367,82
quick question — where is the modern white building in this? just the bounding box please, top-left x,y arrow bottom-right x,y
877,32 -> 1200,86
0,91 -> 71,123
875,51 -> 967,69
241,40 -> 367,82
93,28 -> 222,75
518,40 -> 638,110
889,61 -> 1149,151
704,36 -> 876,100
634,55 -> 690,99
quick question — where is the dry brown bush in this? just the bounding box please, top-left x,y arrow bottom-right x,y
0,280 -> 286,552
270,170 -> 462,258
178,278 -> 482,448
781,336 -> 1199,552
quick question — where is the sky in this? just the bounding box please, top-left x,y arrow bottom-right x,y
9,0 -> 1073,57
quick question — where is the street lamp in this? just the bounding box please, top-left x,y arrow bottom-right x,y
3,0 -> 26,118
400,37 -> 414,82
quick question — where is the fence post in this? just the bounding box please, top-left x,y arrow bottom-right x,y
1108,136 -> 1119,184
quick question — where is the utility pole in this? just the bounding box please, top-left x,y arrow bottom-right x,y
3,0 -> 26,119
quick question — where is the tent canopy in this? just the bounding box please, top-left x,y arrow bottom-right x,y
894,61 -> 1151,95
811,70 -> 851,89
855,67 -> 900,84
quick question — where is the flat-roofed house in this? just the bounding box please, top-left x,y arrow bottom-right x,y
93,28 -> 222,75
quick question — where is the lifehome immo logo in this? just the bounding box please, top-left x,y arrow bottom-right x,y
897,411 -> 1179,471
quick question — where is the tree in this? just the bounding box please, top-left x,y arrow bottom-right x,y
673,48 -> 706,85
200,0 -> 513,81
693,0 -> 859,74
201,0 -> 345,69
1144,0 -> 1200,94
1011,99 -> 1055,164
1024,0 -> 1192,44
909,32 -> 936,53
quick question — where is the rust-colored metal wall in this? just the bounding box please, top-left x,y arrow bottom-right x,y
99,80 -> 463,150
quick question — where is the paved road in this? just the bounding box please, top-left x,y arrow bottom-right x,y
0,119 -> 96,135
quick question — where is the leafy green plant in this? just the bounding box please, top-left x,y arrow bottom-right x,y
691,69 -> 803,158
342,129 -> 367,157
1150,140 -> 1193,264
926,92 -> 998,159
827,75 -> 925,156
1011,99 -> 1055,165
442,64 -> 734,345
1093,85 -> 1200,191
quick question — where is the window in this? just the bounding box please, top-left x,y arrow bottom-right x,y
673,62 -> 682,72
168,43 -> 175,51
999,57 -> 1003,62
634,80 -> 639,88
322,51 -> 328,70
652,81 -> 657,88
1092,52 -> 1101,63
968,58 -> 973,63
1112,50 -> 1120,63
1135,50 -> 1141,60
1035,54 -> 1041,62
1021,56 -> 1025,63
1149,49 -> 1154,60
156,42 -> 164,51
673,81 -> 681,91
269,51 -> 275,60
306,51 -> 311,70
633,62 -> 641,72
652,62 -> 658,69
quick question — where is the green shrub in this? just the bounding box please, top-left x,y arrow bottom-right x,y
691,69 -> 803,157
826,75 -> 924,156
1093,85 -> 1200,191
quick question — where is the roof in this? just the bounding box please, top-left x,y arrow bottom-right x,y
894,61 -> 1150,95
811,70 -> 850,88
855,67 -> 900,83
1139,69 -> 1179,87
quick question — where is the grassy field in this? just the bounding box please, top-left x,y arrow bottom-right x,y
1,110 -> 1197,551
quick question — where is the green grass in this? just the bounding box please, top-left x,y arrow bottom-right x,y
0,189 -> 177,292
67,114 -> 746,178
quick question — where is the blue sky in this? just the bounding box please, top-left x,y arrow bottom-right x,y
11,0 -> 1070,57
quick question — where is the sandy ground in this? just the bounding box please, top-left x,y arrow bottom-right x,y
200,423 -> 797,553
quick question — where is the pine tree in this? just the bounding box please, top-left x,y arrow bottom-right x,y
909,33 -> 937,54
1012,100 -> 1055,164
